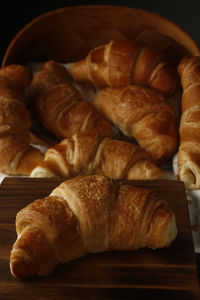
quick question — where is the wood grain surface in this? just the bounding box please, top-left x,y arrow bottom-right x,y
0,177 -> 200,299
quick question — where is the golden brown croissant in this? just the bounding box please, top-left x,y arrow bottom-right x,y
30,130 -> 166,180
71,39 -> 180,95
92,85 -> 178,165
177,56 -> 200,190
27,60 -> 113,140
10,174 -> 177,279
0,64 -> 43,175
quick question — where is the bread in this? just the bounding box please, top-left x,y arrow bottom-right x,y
27,60 -> 113,140
0,64 -> 43,175
71,39 -> 180,95
30,130 -> 165,179
177,56 -> 200,190
10,174 -> 177,279
92,85 -> 178,165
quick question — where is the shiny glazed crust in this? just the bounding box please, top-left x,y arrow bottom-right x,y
92,85 -> 178,165
27,60 -> 113,140
30,130 -> 165,180
71,40 -> 180,95
178,56 -> 200,189
0,64 -> 43,175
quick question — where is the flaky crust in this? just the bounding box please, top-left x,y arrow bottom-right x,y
30,130 -> 165,180
178,56 -> 200,189
0,65 -> 43,175
92,85 -> 178,165
71,40 -> 180,95
10,175 -> 177,279
27,60 -> 113,140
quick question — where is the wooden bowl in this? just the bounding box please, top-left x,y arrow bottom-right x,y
2,5 -> 200,67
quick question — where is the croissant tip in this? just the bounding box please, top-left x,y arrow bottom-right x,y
10,256 -> 33,280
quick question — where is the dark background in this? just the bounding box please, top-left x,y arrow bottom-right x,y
1,0 -> 200,63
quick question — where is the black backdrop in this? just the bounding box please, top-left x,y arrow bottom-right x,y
1,0 -> 200,63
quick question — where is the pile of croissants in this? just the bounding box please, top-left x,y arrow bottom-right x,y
4,39 -> 200,279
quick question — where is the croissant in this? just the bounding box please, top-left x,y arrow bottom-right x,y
177,56 -> 200,190
71,39 -> 180,95
30,130 -> 165,180
10,174 -> 177,279
0,64 -> 43,175
92,85 -> 178,165
27,60 -> 113,140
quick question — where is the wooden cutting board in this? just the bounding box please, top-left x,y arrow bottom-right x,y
0,177 -> 199,299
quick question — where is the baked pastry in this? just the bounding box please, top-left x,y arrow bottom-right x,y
30,130 -> 165,180
10,174 -> 177,279
177,56 -> 200,189
92,85 -> 178,165
71,39 -> 180,95
0,64 -> 43,175
27,60 -> 113,140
